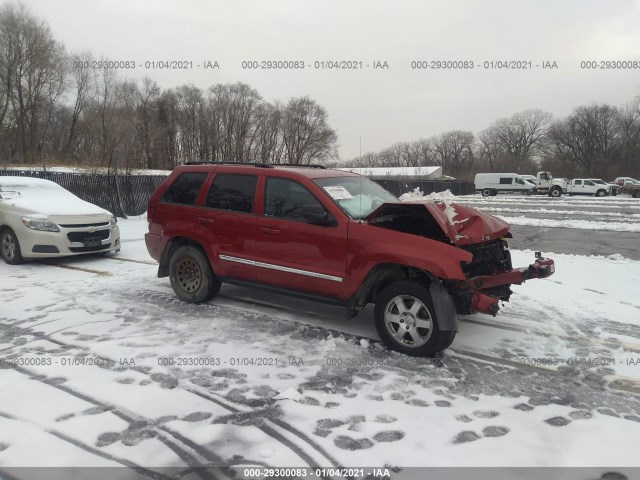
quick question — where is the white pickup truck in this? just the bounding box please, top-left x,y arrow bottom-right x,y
565,179 -> 610,197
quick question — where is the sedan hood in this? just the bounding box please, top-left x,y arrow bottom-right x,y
3,193 -> 111,218
366,201 -> 509,246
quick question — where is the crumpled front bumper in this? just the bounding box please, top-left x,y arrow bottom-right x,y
465,255 -> 555,316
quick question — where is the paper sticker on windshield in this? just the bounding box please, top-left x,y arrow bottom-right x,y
324,186 -> 354,200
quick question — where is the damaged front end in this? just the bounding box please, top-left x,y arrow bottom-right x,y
366,201 -> 555,317
452,241 -> 555,316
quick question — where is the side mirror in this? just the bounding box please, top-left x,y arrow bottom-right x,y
301,204 -> 335,226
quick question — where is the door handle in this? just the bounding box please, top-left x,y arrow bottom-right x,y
261,227 -> 280,235
197,217 -> 215,224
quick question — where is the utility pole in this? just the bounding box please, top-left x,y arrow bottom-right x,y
359,136 -> 362,157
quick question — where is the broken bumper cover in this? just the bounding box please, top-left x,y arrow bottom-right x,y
465,257 -> 555,316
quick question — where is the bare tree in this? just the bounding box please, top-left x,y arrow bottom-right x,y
62,51 -> 94,159
548,103 -> 622,176
1,1 -> 66,164
281,96 -> 337,165
618,96 -> 640,176
209,82 -> 261,162
431,130 -> 475,176
491,109 -> 552,173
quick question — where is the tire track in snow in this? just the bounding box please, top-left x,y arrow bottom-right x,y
0,363 -> 223,479
3,317 -> 345,473
0,410 -> 173,479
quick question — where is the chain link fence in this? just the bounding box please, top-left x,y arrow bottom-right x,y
373,178 -> 475,197
0,170 -> 475,218
0,170 -> 167,218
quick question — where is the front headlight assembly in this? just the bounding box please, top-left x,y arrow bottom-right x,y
21,217 -> 60,232
110,216 -> 117,226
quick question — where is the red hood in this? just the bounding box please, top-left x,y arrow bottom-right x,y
366,201 -> 510,246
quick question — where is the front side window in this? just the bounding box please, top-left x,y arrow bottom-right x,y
207,174 -> 257,213
264,177 -> 322,221
314,176 -> 397,219
584,180 -> 594,186
515,178 -> 524,185
163,173 -> 207,205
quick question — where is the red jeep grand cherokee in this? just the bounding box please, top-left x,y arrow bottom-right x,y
145,162 -> 554,356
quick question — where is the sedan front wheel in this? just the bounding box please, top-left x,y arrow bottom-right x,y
0,228 -> 25,265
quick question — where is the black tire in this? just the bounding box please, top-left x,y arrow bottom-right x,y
169,245 -> 220,303
549,187 -> 562,198
0,228 -> 25,265
374,280 -> 455,357
634,190 -> 640,199
595,189 -> 606,197
481,188 -> 492,197
491,190 -> 498,196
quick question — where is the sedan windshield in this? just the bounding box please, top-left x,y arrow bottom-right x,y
314,176 -> 398,219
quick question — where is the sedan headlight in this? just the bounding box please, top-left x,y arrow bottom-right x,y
21,217 -> 60,232
110,216 -> 117,226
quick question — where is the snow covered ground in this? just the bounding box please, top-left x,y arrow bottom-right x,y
2,193 -> 640,479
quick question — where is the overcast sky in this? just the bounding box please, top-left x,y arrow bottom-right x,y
19,0 -> 640,160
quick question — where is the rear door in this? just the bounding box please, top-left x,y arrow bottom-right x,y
254,176 -> 348,298
200,173 -> 258,281
573,179 -> 583,194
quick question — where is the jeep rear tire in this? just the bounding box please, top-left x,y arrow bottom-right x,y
169,245 -> 220,303
374,280 -> 455,357
1,228 -> 25,265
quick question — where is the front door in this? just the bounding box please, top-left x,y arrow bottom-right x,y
255,176 -> 348,298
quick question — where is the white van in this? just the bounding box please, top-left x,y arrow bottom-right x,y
474,173 -> 535,197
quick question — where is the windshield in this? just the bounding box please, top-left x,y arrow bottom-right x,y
314,176 -> 398,219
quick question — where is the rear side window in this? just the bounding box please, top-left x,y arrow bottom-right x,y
162,173 -> 207,205
499,177 -> 513,184
265,177 -> 322,221
206,174 -> 257,213
575,180 -> 582,185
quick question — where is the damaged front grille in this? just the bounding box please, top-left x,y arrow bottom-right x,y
460,239 -> 512,278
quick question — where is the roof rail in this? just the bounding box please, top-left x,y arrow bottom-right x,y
182,161 -> 326,169
183,161 -> 273,168
275,163 -> 326,169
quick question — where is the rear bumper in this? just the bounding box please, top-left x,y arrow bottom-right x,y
464,257 -> 555,316
144,232 -> 162,262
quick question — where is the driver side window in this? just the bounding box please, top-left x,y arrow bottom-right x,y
265,177 -> 323,222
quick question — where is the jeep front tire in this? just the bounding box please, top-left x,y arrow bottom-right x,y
169,245 -> 220,303
374,280 -> 455,356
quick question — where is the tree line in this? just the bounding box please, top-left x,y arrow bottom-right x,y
0,2 -> 337,172
346,100 -> 640,180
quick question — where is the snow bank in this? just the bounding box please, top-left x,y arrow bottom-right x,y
399,187 -> 457,202
495,215 -> 640,233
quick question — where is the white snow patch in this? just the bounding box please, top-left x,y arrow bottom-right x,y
399,187 -> 457,202
273,388 -> 302,402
